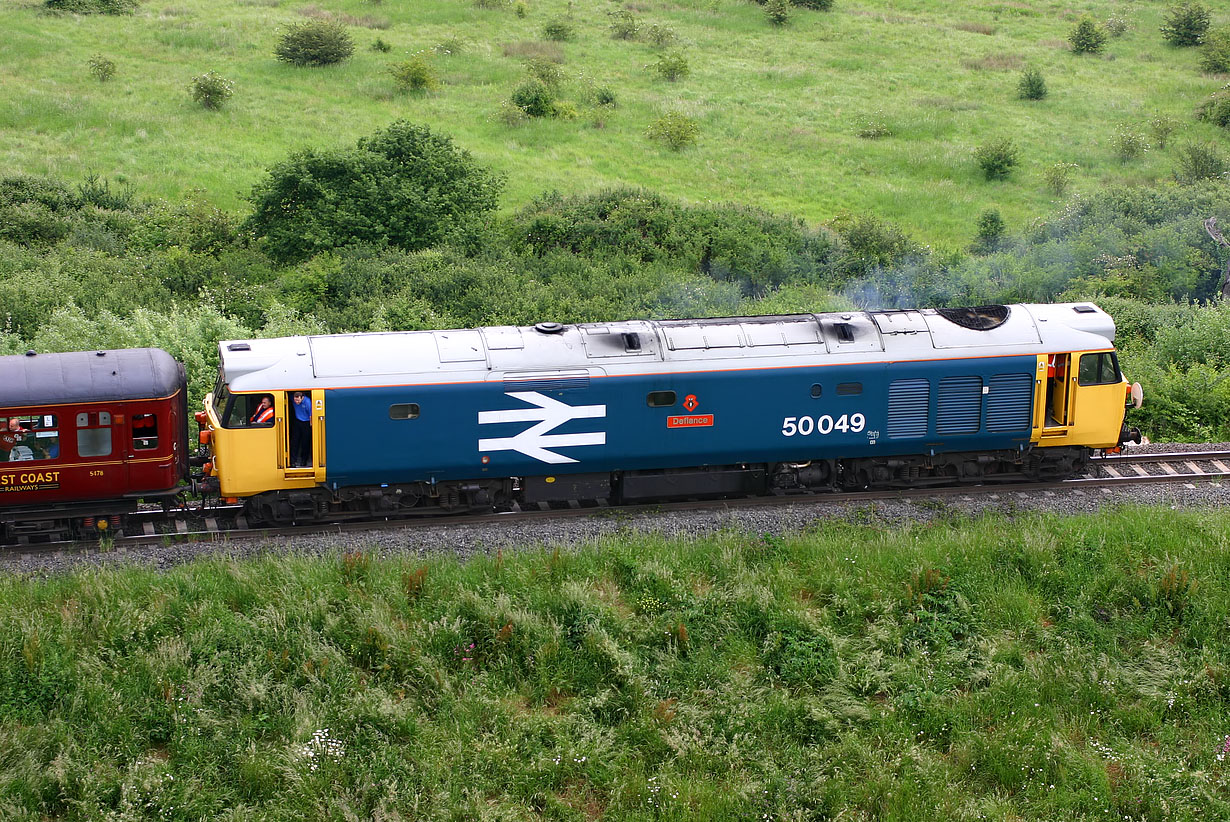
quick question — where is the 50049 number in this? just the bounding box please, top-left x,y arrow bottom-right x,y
781,414 -> 866,437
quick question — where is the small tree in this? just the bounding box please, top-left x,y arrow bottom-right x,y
1160,3 -> 1211,47
974,138 -> 1019,180
389,56 -> 437,92
972,209 -> 1005,253
654,51 -> 690,81
765,0 -> 791,26
88,55 -> 116,82
189,71 -> 234,110
246,121 -> 504,263
608,9 -> 638,40
1200,27 -> 1230,73
1069,17 -> 1107,54
275,20 -> 355,66
1017,67 -> 1047,100
1044,162 -> 1078,196
646,112 -> 700,150
1149,114 -> 1179,149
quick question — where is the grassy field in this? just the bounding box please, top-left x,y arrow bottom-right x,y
0,506 -> 1228,819
1,0 -> 1226,246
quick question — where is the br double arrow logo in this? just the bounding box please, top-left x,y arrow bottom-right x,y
478,391 -> 607,464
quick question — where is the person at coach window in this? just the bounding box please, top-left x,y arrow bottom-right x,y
0,418 -> 28,462
249,395 -> 275,426
290,390 -> 312,467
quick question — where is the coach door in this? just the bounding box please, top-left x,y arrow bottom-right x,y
76,409 -> 128,495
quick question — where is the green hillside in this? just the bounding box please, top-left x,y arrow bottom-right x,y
1,0 -> 1225,245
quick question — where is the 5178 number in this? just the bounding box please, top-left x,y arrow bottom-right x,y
781,413 -> 866,437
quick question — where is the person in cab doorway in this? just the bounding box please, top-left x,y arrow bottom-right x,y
250,395 -> 274,426
290,390 -> 312,467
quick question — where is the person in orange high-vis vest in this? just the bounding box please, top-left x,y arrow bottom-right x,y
250,395 -> 274,425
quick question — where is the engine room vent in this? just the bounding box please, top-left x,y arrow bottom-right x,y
936,305 -> 1010,331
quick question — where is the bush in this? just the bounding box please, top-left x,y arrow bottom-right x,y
594,87 -> 617,107
1069,17 -> 1107,54
275,20 -> 355,66
856,114 -> 891,139
972,209 -> 1005,253
389,56 -> 437,92
510,80 -> 555,117
791,0 -> 833,9
646,112 -> 700,150
1200,27 -> 1230,73
44,0 -> 136,13
645,24 -> 678,47
608,10 -> 638,40
189,71 -> 234,110
1196,87 -> 1230,128
1017,66 -> 1046,100
371,37 -> 392,53
542,18 -> 573,41
523,57 -> 563,86
1112,128 -> 1149,162
1105,13 -> 1131,37
653,51 -> 690,81
973,138 -> 1019,180
88,55 -> 115,82
1044,162 -> 1078,196
1160,3 -> 1210,47
246,120 -> 504,263
1149,114 -> 1179,148
765,0 -> 791,26
1173,142 -> 1227,182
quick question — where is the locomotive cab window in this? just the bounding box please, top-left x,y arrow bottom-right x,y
1078,352 -> 1121,386
1,414 -> 59,463
132,414 -> 159,450
76,412 -> 112,458
389,403 -> 420,420
647,391 -> 677,408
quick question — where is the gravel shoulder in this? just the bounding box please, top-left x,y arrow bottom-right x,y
5,442 -> 1227,578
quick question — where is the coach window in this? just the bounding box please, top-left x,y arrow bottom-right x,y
647,391 -> 676,408
1,414 -> 59,463
76,412 -> 112,458
389,404 -> 420,420
133,414 -> 159,450
1078,353 -> 1121,386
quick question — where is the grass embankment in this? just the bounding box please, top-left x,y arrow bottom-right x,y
1,506 -> 1228,819
0,0 -> 1224,245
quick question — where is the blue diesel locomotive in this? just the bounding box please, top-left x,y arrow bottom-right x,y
196,303 -> 1141,524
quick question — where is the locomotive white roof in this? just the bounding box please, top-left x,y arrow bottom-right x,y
218,303 -> 1118,392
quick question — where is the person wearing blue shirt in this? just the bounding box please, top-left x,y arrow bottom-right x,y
290,391 -> 312,467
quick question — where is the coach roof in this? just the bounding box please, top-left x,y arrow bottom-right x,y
0,348 -> 183,408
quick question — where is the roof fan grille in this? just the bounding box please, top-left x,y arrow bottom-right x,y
936,305 -> 1010,331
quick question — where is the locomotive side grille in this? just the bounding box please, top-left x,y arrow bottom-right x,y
986,373 -> 1034,432
887,379 -> 930,439
503,374 -> 590,392
936,376 -> 983,435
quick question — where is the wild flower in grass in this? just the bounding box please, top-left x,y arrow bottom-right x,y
1217,735 -> 1230,762
301,728 -> 345,772
454,642 -> 475,663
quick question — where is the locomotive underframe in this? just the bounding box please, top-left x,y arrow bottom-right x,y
241,445 -> 1091,526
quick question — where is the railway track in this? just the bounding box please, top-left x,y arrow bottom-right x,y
9,448 -> 1228,557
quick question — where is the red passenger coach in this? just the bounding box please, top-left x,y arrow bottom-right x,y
0,349 -> 189,543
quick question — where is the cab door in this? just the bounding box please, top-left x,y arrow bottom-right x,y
281,390 -> 325,483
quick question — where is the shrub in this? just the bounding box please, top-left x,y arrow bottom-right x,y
1017,66 -> 1046,100
88,55 -> 115,82
371,37 -> 391,52
246,120 -> 504,263
594,87 -> 617,107
389,56 -> 437,92
1200,27 -> 1230,73
973,138 -> 1019,180
189,71 -> 234,110
1173,142 -> 1227,182
1069,17 -> 1107,54
1196,87 -> 1230,128
434,37 -> 464,55
1160,3 -> 1210,47
44,0 -> 136,14
542,18 -> 573,41
645,24 -> 678,47
275,20 -> 354,66
654,51 -> 690,81
1149,114 -> 1179,148
765,0 -> 790,26
791,0 -> 833,9
510,79 -> 555,117
1044,162 -> 1078,195
523,57 -> 563,86
496,100 -> 528,127
1104,13 -> 1131,37
646,111 -> 700,150
513,1 -> 526,17
608,9 -> 638,40
1112,128 -> 1149,162
972,209 -> 1005,253
856,114 -> 891,139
